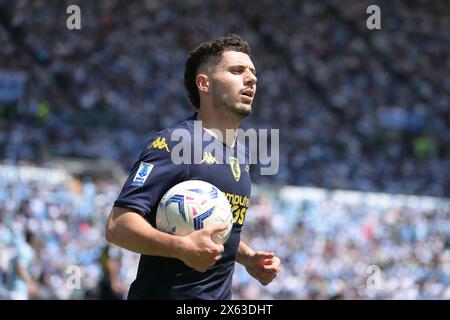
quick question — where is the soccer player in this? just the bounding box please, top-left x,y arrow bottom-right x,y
7,230 -> 38,300
97,244 -> 126,300
106,34 -> 281,299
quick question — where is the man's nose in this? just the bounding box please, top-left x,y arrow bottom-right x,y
244,72 -> 257,87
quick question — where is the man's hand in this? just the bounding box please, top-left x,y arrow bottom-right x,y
244,251 -> 281,286
179,223 -> 227,272
111,279 -> 126,295
28,282 -> 39,297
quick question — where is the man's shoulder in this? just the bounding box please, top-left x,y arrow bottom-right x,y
154,114 -> 196,138
143,114 -> 196,153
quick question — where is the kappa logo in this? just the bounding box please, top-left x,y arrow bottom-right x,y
229,156 -> 241,182
151,137 -> 170,152
131,162 -> 154,187
201,152 -> 218,165
245,164 -> 250,173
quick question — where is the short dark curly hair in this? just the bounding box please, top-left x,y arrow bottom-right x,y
184,34 -> 251,109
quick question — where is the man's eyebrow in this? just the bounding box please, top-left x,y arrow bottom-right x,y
230,64 -> 257,75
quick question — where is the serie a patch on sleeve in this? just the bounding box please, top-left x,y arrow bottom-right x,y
131,162 -> 154,187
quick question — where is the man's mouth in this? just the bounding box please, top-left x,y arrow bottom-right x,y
240,88 -> 254,98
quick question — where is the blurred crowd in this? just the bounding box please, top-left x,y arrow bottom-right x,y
0,170 -> 141,299
1,0 -> 449,196
1,172 -> 449,299
234,190 -> 450,299
1,0 -> 450,301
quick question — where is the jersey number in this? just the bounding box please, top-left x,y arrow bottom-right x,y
232,205 -> 247,225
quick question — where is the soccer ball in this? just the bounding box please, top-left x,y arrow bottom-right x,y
156,180 -> 233,244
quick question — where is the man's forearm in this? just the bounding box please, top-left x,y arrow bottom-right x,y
17,265 -> 32,285
106,207 -> 186,260
236,240 -> 255,267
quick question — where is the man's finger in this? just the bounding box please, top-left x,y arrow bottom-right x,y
255,270 -> 275,285
206,223 -> 229,235
216,244 -> 224,253
255,251 -> 275,260
256,267 -> 275,278
261,265 -> 278,272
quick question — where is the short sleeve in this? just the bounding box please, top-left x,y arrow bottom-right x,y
113,129 -> 187,223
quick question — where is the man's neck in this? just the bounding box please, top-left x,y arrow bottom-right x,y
197,108 -> 240,148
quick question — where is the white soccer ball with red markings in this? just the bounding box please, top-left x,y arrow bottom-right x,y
156,180 -> 233,244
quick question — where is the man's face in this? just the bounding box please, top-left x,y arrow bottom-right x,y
209,51 -> 257,119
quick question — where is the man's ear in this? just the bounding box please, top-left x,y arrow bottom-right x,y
196,73 -> 210,94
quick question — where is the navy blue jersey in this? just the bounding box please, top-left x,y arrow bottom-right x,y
113,114 -> 251,300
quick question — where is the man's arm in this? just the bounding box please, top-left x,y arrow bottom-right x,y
236,240 -> 256,266
106,207 -> 185,258
105,248 -> 125,295
236,240 -> 281,286
17,264 -> 37,297
105,207 -> 226,272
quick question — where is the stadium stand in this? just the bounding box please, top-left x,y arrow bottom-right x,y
0,0 -> 449,299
